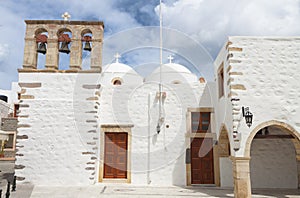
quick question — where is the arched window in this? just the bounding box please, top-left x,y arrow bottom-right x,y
113,80 -> 122,85
112,78 -> 123,86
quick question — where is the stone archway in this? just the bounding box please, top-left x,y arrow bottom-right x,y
245,120 -> 300,189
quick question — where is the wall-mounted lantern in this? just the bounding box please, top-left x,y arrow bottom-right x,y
242,107 -> 253,128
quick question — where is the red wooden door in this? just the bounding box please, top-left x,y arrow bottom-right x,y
104,132 -> 128,179
191,138 -> 214,184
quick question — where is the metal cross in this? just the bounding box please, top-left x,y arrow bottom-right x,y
61,12 -> 71,21
167,55 -> 174,63
114,53 -> 121,63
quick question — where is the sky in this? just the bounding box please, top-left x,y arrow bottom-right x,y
0,0 -> 300,89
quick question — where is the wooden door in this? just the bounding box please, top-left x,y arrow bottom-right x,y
104,132 -> 128,179
191,138 -> 214,184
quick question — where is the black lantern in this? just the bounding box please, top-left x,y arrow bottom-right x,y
242,107 -> 253,128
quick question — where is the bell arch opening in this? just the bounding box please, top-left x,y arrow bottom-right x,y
81,29 -> 93,70
35,29 -> 48,69
57,28 -> 72,70
245,121 -> 300,189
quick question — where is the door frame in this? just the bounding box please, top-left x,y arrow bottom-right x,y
185,108 -> 220,186
98,124 -> 133,183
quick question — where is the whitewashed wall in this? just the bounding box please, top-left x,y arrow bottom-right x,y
99,74 -> 209,186
16,73 -> 101,185
214,37 -> 300,188
224,37 -> 300,156
0,83 -> 20,117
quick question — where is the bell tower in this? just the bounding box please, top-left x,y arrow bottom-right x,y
20,18 -> 104,72
16,18 -> 104,185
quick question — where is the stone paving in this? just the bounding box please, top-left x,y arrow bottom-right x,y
1,162 -> 300,197
5,184 -> 300,198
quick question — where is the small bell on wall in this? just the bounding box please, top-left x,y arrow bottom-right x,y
59,41 -> 70,54
36,34 -> 48,54
83,41 -> 92,51
37,42 -> 47,54
82,35 -> 92,51
58,33 -> 71,54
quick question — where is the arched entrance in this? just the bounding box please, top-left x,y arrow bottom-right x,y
245,120 -> 300,189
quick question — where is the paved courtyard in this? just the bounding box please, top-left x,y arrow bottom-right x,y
3,184 -> 299,198
0,161 -> 299,197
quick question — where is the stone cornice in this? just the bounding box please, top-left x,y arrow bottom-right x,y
25,20 -> 104,27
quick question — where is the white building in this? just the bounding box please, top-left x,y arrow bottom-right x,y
14,20 -> 300,198
0,82 -> 19,160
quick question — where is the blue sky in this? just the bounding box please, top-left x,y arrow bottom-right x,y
0,0 -> 300,89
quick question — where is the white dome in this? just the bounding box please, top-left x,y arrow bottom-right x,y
145,63 -> 198,84
151,63 -> 193,74
102,62 -> 138,75
100,62 -> 143,86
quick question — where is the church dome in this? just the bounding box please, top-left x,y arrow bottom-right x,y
100,56 -> 143,86
102,62 -> 139,75
145,62 -> 198,84
151,63 -> 193,74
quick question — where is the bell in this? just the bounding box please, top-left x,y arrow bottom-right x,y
83,41 -> 92,51
59,41 -> 70,54
37,42 -> 47,54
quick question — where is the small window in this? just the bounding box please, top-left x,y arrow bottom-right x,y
218,63 -> 224,98
1,132 -> 16,151
113,80 -> 122,85
4,134 -> 14,149
111,77 -> 123,86
172,80 -> 181,84
191,112 -> 211,133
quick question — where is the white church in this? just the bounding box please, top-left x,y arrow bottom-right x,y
3,19 -> 299,198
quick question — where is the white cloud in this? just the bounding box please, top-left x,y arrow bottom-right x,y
159,0 -> 300,56
0,44 -> 9,64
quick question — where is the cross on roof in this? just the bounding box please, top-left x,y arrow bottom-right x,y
61,12 -> 71,21
114,53 -> 121,63
167,55 -> 174,63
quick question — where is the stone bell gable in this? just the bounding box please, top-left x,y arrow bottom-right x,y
20,20 -> 104,72
16,20 -> 104,184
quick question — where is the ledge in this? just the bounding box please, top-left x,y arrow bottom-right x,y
101,124 -> 134,128
25,20 -> 104,27
0,157 -> 15,161
18,69 -> 102,73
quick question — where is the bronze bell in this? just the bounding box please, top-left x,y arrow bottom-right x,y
83,41 -> 92,51
59,41 -> 70,54
37,42 -> 47,54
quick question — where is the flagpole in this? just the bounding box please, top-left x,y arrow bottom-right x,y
158,0 -> 163,132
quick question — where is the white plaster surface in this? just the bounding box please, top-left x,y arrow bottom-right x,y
16,73 -> 101,185
17,62 -> 215,187
0,82 -> 20,117
219,157 -> 233,188
214,37 -> 300,153
250,138 -> 298,188
99,64 -> 212,186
